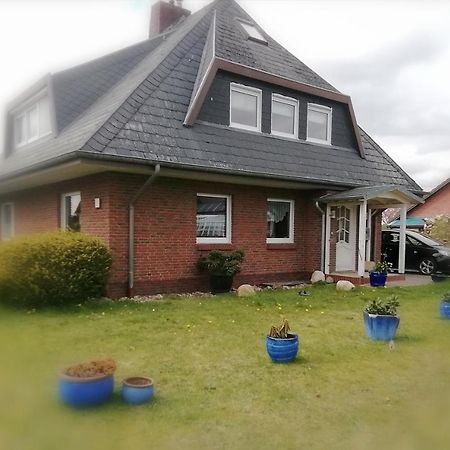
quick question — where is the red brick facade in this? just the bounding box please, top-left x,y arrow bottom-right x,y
0,172 -> 327,297
408,181 -> 450,219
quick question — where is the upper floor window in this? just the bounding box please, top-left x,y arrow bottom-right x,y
271,94 -> 298,139
1,203 -> 15,241
267,199 -> 294,244
230,83 -> 262,132
196,194 -> 231,244
307,103 -> 332,145
14,94 -> 51,148
238,20 -> 268,44
61,192 -> 81,232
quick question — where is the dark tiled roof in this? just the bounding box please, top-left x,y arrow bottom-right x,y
213,0 -> 338,92
0,0 -> 421,194
52,35 -> 166,131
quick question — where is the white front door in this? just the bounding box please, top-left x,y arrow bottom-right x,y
335,205 -> 357,272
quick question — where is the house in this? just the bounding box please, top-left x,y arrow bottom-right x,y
0,0 -> 423,296
388,177 -> 450,230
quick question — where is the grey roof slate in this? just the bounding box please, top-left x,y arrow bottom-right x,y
213,0 -> 338,92
52,35 -> 166,131
0,0 -> 422,194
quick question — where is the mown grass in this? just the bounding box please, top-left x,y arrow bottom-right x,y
1,281 -> 450,450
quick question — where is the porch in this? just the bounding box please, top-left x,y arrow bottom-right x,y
319,185 -> 424,279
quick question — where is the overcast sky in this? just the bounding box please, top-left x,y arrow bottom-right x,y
0,0 -> 449,191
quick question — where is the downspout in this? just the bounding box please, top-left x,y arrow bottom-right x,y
315,201 -> 326,273
128,164 -> 161,297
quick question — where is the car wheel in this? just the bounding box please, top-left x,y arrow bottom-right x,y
419,258 -> 436,275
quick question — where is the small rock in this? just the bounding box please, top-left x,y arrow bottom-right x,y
237,284 -> 256,297
325,276 -> 334,284
336,280 -> 355,291
311,270 -> 325,284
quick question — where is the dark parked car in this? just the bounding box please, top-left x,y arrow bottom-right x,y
382,230 -> 450,275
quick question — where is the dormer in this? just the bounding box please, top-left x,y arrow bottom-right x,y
12,90 -> 51,149
4,75 -> 56,157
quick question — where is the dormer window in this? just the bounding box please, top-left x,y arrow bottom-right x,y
229,83 -> 262,132
13,93 -> 51,148
307,103 -> 332,145
271,94 -> 298,139
238,20 -> 268,44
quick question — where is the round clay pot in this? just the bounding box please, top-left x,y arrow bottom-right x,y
59,372 -> 114,408
122,377 -> 154,405
265,333 -> 299,363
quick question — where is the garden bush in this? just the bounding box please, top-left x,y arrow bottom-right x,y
0,232 -> 112,308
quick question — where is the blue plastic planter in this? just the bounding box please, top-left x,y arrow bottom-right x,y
363,311 -> 400,341
440,302 -> 450,319
59,374 -> 114,408
122,377 -> 154,405
369,272 -> 387,287
266,334 -> 299,363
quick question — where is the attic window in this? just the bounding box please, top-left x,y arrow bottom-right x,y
238,20 -> 267,44
230,83 -> 262,132
307,103 -> 332,145
13,93 -> 51,148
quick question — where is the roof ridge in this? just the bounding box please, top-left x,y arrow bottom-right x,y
52,33 -> 171,80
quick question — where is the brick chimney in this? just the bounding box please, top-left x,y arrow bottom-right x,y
149,0 -> 191,38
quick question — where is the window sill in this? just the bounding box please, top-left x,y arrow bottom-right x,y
266,243 -> 297,250
197,244 -> 236,251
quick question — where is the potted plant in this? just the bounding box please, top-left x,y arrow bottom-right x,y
198,250 -> 244,294
58,359 -> 116,408
439,291 -> 450,319
122,376 -> 154,405
369,261 -> 392,287
363,296 -> 400,341
265,319 -> 299,363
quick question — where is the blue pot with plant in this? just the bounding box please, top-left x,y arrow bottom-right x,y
363,296 -> 400,341
122,377 -> 154,405
369,261 -> 392,287
266,319 -> 299,363
440,292 -> 450,319
59,359 -> 116,408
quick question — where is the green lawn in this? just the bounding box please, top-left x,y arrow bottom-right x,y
1,282 -> 450,450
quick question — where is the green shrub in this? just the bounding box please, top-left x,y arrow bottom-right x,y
0,232 -> 112,308
197,250 -> 244,276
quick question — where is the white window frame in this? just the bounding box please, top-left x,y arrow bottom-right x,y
61,191 -> 81,231
237,19 -> 268,44
306,103 -> 332,145
229,83 -> 262,133
1,202 -> 15,241
266,198 -> 295,244
196,193 -> 232,244
13,91 -> 52,149
271,93 -> 299,139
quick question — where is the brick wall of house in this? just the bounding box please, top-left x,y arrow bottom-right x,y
1,173 -> 386,296
106,174 -> 325,296
0,173 -> 326,297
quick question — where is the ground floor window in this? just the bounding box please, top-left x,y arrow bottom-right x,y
196,194 -> 231,244
1,202 -> 15,240
61,192 -> 81,231
267,199 -> 294,243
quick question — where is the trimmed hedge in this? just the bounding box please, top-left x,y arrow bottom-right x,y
0,232 -> 112,308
